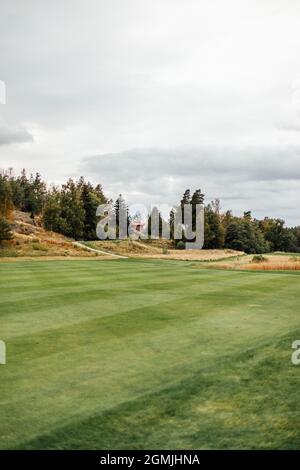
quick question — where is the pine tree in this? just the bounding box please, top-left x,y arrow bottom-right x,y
81,182 -> 98,240
191,189 -> 204,205
148,207 -> 163,238
114,194 -> 129,238
191,189 -> 205,232
180,189 -> 191,206
169,207 -> 175,241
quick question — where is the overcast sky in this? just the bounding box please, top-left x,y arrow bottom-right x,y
1,0 -> 300,224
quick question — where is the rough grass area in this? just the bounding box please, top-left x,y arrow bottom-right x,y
0,259 -> 300,449
0,211 -> 104,259
87,240 -> 243,260
247,262 -> 300,271
207,253 -> 300,271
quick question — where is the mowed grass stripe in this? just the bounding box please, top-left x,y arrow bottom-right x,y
0,264 -> 242,337
0,259 -> 300,449
12,328 -> 300,450
1,270 -> 291,339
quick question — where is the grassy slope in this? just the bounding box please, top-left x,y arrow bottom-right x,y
0,259 -> 299,449
85,240 -> 243,261
0,210 -> 103,258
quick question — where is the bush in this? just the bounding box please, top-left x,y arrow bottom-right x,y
32,243 -> 48,252
252,254 -> 267,263
0,250 -> 18,257
162,244 -> 168,255
176,241 -> 185,250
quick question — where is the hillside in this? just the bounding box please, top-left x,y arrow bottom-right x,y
0,211 -> 244,261
84,239 -> 244,261
0,211 -> 106,259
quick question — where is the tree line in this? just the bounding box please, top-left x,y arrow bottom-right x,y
0,169 -> 300,253
144,188 -> 300,253
0,169 -> 107,242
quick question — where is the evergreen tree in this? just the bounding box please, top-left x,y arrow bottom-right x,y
191,189 -> 204,231
180,189 -> 191,207
114,194 -> 129,238
81,182 -> 98,240
169,207 -> 175,241
148,206 -> 164,238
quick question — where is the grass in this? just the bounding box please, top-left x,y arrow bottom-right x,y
32,243 -> 49,252
247,262 -> 300,271
0,258 -> 300,449
206,252 -> 300,271
84,240 -> 243,261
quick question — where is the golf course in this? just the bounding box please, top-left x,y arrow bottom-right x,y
0,258 -> 300,449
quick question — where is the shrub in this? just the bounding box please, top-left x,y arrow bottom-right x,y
32,243 -> 48,252
289,256 -> 300,262
162,244 -> 168,255
0,249 -> 18,257
176,241 -> 185,250
252,254 -> 267,263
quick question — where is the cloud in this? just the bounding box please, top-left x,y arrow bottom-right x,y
1,1 -> 300,225
82,144 -> 300,183
0,125 -> 33,146
81,145 -> 300,225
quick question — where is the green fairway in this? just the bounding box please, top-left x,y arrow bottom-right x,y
0,259 -> 300,449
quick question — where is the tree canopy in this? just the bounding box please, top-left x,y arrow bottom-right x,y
0,169 -> 299,253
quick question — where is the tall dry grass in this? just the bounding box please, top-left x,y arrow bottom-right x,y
247,262 -> 300,271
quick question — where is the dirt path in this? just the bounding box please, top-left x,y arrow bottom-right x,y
73,241 -> 128,259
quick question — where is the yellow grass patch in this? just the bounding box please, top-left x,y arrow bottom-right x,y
209,254 -> 300,271
247,262 -> 300,271
89,240 -> 243,260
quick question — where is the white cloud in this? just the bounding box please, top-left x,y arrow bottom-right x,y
0,124 -> 33,146
82,144 -> 300,225
0,1 -> 300,224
